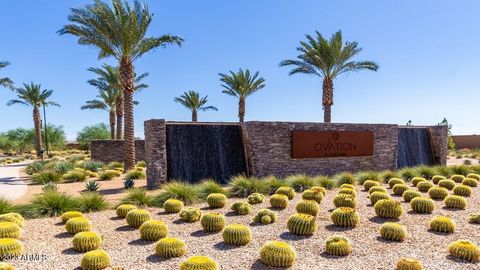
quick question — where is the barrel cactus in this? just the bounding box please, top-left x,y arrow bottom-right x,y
222,224 -> 252,246
200,212 -> 225,232
180,256 -> 217,270
0,238 -> 23,257
179,207 -> 202,223
139,220 -> 168,241
80,250 -> 111,270
0,262 -> 14,270
338,188 -> 356,197
411,177 -> 426,187
287,213 -> 317,235
310,186 -> 327,196
259,241 -> 296,267
275,186 -> 296,200
432,175 -> 446,184
380,222 -> 407,241
72,231 -> 103,252
453,185 -> 472,197
340,184 -> 355,190
438,179 -> 456,190
247,193 -> 265,204
444,195 -> 467,209
61,211 -> 84,223
374,199 -> 403,219
115,204 -> 137,218
296,200 -> 319,216
230,201 -> 252,215
331,207 -> 359,227
163,199 -> 184,213
301,189 -> 324,203
155,237 -> 187,258
466,173 -> 480,180
270,194 -> 289,209
363,180 -> 380,191
402,190 -> 422,202
469,213 -> 480,224
462,178 -> 478,187
0,213 -> 24,227
0,222 -> 20,239
206,193 -> 227,208
429,216 -> 455,233
451,174 -> 465,183
410,197 -> 434,214
388,178 -> 405,188
416,181 -> 434,192
370,191 -> 390,205
65,217 -> 92,234
428,187 -> 449,200
396,258 -> 424,270
126,209 -> 151,228
325,235 -> 351,256
392,184 -> 410,196
368,186 -> 387,194
333,194 -> 356,208
447,240 -> 480,262
253,209 -> 277,225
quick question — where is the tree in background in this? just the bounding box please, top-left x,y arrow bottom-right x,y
439,118 -> 455,150
60,0 -> 183,170
0,125 -> 66,154
76,123 -> 111,150
81,87 -> 118,140
0,61 -> 14,90
6,83 -> 59,157
219,69 -> 265,123
280,31 -> 379,122
174,91 -> 218,122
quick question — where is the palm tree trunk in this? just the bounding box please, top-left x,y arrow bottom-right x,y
238,97 -> 246,123
192,110 -> 198,122
322,77 -> 334,123
33,106 -> 43,158
109,110 -> 116,140
115,94 -> 123,140
120,57 -> 136,170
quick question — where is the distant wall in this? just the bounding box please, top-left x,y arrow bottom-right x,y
90,140 -> 145,164
452,135 -> 480,150
428,126 -> 448,165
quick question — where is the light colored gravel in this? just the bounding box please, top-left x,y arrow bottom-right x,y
9,182 -> 480,270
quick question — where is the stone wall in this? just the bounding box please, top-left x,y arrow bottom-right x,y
144,119 -> 167,189
90,140 -> 145,164
428,125 -> 448,165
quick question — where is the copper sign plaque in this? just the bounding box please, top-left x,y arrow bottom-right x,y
291,131 -> 374,158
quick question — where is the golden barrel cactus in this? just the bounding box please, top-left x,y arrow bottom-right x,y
222,224 -> 252,246
374,199 -> 403,219
270,194 -> 289,209
429,216 -> 455,233
296,200 -> 319,216
61,211 -> 84,223
396,258 -> 424,270
447,240 -> 480,262
206,193 -> 227,208
80,250 -> 111,270
331,207 -> 359,227
126,209 -> 151,228
155,237 -> 187,258
325,235 -> 351,256
115,204 -> 137,218
410,197 -> 434,214
0,238 -> 23,258
163,199 -> 184,213
200,212 -> 225,233
287,213 -> 317,235
179,207 -> 202,223
402,190 -> 422,202
139,220 -> 168,241
379,222 -> 407,242
72,231 -> 103,252
65,217 -> 92,234
428,187 -> 449,200
259,241 -> 296,267
0,222 -> 20,239
275,186 -> 296,200
180,256 -> 217,270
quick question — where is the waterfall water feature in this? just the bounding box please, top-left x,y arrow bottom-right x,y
397,127 -> 435,168
166,124 -> 247,184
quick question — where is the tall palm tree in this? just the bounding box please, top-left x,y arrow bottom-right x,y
174,91 -> 218,122
280,31 -> 379,122
219,69 -> 265,123
88,64 -> 148,140
0,61 -> 14,90
59,0 -> 183,170
7,83 -> 59,157
81,87 -> 118,139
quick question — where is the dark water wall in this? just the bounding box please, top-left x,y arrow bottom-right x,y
397,127 -> 435,168
166,124 -> 247,184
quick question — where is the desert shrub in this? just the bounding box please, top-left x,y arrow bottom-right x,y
25,161 -> 46,175
180,256 -> 217,270
155,181 -> 199,206
417,181 -> 434,192
429,216 -> 455,233
156,238 -> 187,259
76,192 -> 108,212
355,171 -> 380,185
270,194 -> 289,209
196,179 -> 226,200
396,258 -> 424,270
125,170 -> 146,180
464,159 -> 472,165
380,222 -> 406,241
206,193 -> 227,208
85,180 -> 100,192
126,209 -> 151,228
228,175 -> 269,197
438,179 -> 456,190
331,207 -> 359,227
259,241 -> 296,267
469,213 -> 480,224
120,188 -> 154,207
52,161 -> 75,174
247,193 -> 265,204
115,204 -> 137,218
200,212 -> 225,232
98,170 -> 121,180
253,209 -> 277,225
106,161 -> 123,170
374,199 -> 403,219
230,201 -> 252,215
402,190 -> 422,202
410,197 -> 434,213
444,195 -> 467,209
73,231 -> 102,252
0,199 -> 15,215
315,176 -> 335,190
65,217 -> 92,234
392,184 -> 410,196
275,186 -> 296,200
222,224 -> 252,246
83,160 -> 104,172
139,220 -> 168,241
334,172 -> 356,186
264,175 -> 287,194
333,194 -> 356,208
450,165 -> 471,176
433,165 -> 451,177
286,174 -> 315,192
63,170 -> 87,182
296,200 -> 319,216
179,207 -> 202,223
370,191 -> 390,205
399,167 -> 417,182
431,175 -> 446,184
462,178 -> 479,187
411,177 -> 426,187
380,171 -> 400,183
363,180 -> 380,191
453,185 -> 472,197
81,250 -> 111,270
447,240 -> 480,262
325,235 -> 351,256
163,199 -> 184,213
388,178 -> 405,188
136,160 -> 146,168
415,166 -> 435,179
32,171 -> 62,185
19,191 -> 76,218
124,178 -> 136,189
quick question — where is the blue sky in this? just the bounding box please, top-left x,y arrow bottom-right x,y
1,0 -> 479,140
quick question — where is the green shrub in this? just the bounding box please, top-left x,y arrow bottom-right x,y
76,192 -> 108,212
380,222 -> 406,241
453,185 -> 472,197
415,166 -> 435,179
286,174 -> 315,192
380,171 -> 401,183
374,199 -> 403,219
396,258 -> 424,270
230,201 -> 252,215
270,194 -> 289,209
355,171 -> 380,185
63,170 -> 88,182
438,179 -> 456,190
180,256 -> 216,270
52,161 -> 75,174
120,188 -> 154,207
125,170 -> 146,180
315,176 -> 335,190
179,207 -> 202,223
19,191 -> 76,218
25,161 -> 46,175
416,181 -> 434,192
247,193 -> 265,204
410,197 -> 434,213
222,224 -> 252,246
156,237 -> 187,259
206,193 -> 227,208
0,199 -> 14,215
200,212 -> 225,232
450,165 -> 471,176
429,216 -> 455,233
331,207 -> 359,227
139,220 -> 168,241
433,165 -> 451,177
155,181 -> 199,206
196,179 -> 226,199
253,209 -> 277,225
98,170 -> 121,180
444,195 -> 467,209
275,186 -> 296,200
325,235 -> 351,256
42,181 -> 59,192
126,209 -> 151,228
81,250 -> 111,270
334,172 -> 356,186
399,167 -> 417,181
264,175 -> 287,194
106,161 -> 123,170
83,160 -> 104,172
85,180 -> 100,192
259,241 -> 296,267
370,191 -> 390,205
392,184 -> 410,196
32,171 -> 62,185
65,217 -> 92,234
447,240 -> 480,262
402,190 -> 422,202
228,175 -> 269,197
163,199 -> 184,213
296,200 -> 319,216
136,160 -> 146,168
287,213 -> 317,235
73,231 -> 102,252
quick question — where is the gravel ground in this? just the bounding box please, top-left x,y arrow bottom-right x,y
9,182 -> 480,270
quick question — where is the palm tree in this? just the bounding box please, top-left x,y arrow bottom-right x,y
280,31 -> 379,122
59,0 -> 183,170
219,69 -> 265,123
7,83 -> 59,157
0,61 -> 14,90
81,87 -> 118,139
88,64 -> 148,140
174,91 -> 218,122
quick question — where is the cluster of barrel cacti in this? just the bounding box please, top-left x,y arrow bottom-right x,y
379,222 -> 407,242
155,237 -> 187,258
374,199 -> 403,219
200,212 -> 226,232
179,207 -> 202,222
287,213 -> 317,235
206,193 -> 227,208
222,224 -> 252,246
230,201 -> 252,215
325,235 -> 351,256
163,199 -> 185,213
429,216 -> 455,233
253,209 -> 277,225
259,241 -> 296,267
